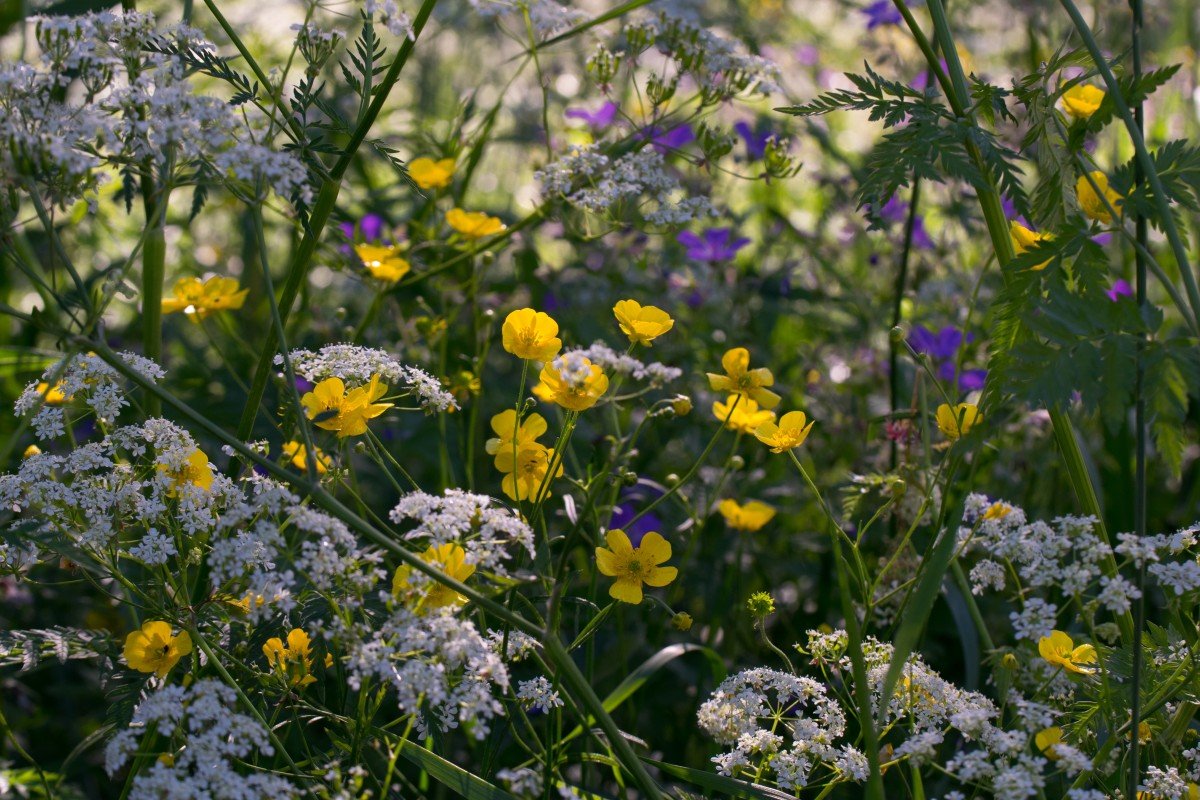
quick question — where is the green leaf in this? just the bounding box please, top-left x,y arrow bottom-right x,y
397,740 -> 517,800
640,757 -> 795,800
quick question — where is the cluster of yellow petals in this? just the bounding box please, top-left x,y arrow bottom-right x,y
1061,83 -> 1105,121
1038,630 -> 1098,675
707,348 -> 780,409
613,299 -> 674,346
161,276 -> 248,322
408,156 -> 455,190
717,499 -> 776,532
501,308 -> 562,362
354,243 -> 411,283
488,409 -> 561,502
712,394 -> 775,434
263,628 -> 322,688
1009,221 -> 1054,271
157,448 -> 214,494
124,620 -> 192,678
282,440 -> 332,474
1076,171 -> 1123,224
533,357 -> 609,411
754,411 -> 815,454
35,381 -> 70,405
301,375 -> 392,438
393,542 -> 476,611
447,208 -> 506,239
935,402 -> 981,441
595,529 -> 678,604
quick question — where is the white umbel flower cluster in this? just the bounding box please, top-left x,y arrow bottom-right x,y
283,344 -> 458,412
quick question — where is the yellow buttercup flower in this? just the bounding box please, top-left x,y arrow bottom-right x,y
35,381 -> 70,405
354,243 -> 411,283
392,542 -> 477,611
282,440 -> 331,474
501,308 -> 562,361
495,441 -> 561,502
124,620 -> 191,678
712,394 -> 776,434
533,356 -> 609,411
263,628 -> 319,688
1034,726 -> 1064,759
983,502 -> 1013,520
935,403 -> 981,441
301,375 -> 393,438
717,499 -> 776,532
1061,84 -> 1105,121
161,276 -> 249,321
1077,171 -> 1123,224
22,444 -> 41,459
485,409 -> 548,458
595,529 -> 678,604
613,299 -> 674,346
446,208 -> 506,239
157,448 -> 214,493
707,348 -> 780,409
1009,221 -> 1054,270
408,156 -> 455,190
225,593 -> 266,614
754,410 -> 814,453
1038,630 -> 1097,675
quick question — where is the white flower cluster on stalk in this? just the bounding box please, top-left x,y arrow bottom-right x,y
104,679 -> 298,799
282,344 -> 459,412
0,11 -> 311,210
569,341 -> 682,386
14,351 -> 164,439
389,489 -> 537,574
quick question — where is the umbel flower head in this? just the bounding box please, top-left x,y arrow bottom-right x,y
935,402 -> 981,440
1009,221 -> 1053,270
124,620 -> 192,678
713,393 -> 775,433
754,410 -> 814,453
1038,630 -> 1097,675
502,308 -> 562,361
1077,171 -> 1123,224
408,156 -> 455,190
393,542 -> 477,611
1061,83 -> 1105,121
707,347 -> 780,408
355,243 -> 411,283
534,354 -> 609,411
263,628 -> 320,688
613,299 -> 674,346
447,207 -> 506,239
595,529 -> 678,604
718,499 -> 776,532
301,374 -> 393,438
161,276 -> 249,322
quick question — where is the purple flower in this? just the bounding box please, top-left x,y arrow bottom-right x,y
1092,232 -> 1113,246
565,101 -> 618,129
862,0 -> 902,29
645,124 -> 695,153
1000,196 -> 1017,219
677,228 -> 751,263
795,44 -> 820,67
608,485 -> 665,546
294,376 -> 314,393
911,217 -> 934,249
958,369 -> 988,391
909,325 -> 965,361
734,121 -> 771,160
1106,279 -> 1133,302
878,195 -> 908,224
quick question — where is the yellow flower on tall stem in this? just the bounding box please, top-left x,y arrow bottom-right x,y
501,308 -> 562,361
1009,221 -> 1053,270
1034,727 -> 1064,758
613,300 -> 674,346
1076,171 -> 1123,224
408,157 -> 455,190
1038,630 -> 1097,675
1061,84 -> 1105,120
712,394 -> 775,433
533,356 -> 608,411
282,440 -> 332,474
354,243 -> 411,283
495,441 -> 561,502
124,620 -> 192,678
263,628 -> 319,688
485,409 -> 548,457
392,542 -> 476,611
718,499 -> 776,532
754,411 -> 814,453
595,529 -> 678,604
707,347 -> 780,408
301,375 -> 393,438
935,402 -> 980,441
447,208 -> 505,239
161,276 -> 249,321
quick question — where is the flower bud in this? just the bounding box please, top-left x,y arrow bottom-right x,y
671,395 -> 693,416
746,591 -> 775,617
730,455 -> 745,470
889,325 -> 908,344
665,473 -> 681,487
1001,653 -> 1018,670
22,444 -> 41,459
671,612 -> 693,632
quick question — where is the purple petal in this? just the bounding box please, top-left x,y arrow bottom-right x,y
1106,279 -> 1134,302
